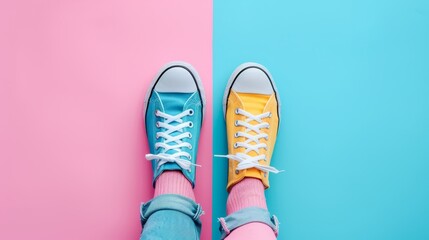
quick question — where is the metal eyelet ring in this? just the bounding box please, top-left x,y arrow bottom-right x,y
188,109 -> 194,116
155,110 -> 160,116
234,120 -> 239,127
235,108 -> 239,114
234,132 -> 239,138
265,136 -> 269,140
188,133 -> 193,138
234,143 -> 238,148
235,169 -> 239,174
188,144 -> 193,149
155,134 -> 159,139
268,112 -> 272,118
156,122 -> 160,128
188,155 -> 192,160
189,122 -> 193,128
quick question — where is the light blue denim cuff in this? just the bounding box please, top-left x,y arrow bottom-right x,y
218,207 -> 279,239
140,194 -> 204,227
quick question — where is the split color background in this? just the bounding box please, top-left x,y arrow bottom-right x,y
1,0 -> 429,240
213,0 -> 429,239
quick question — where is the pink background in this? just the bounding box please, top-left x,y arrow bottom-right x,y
0,0 -> 212,239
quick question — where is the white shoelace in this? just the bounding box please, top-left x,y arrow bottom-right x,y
146,109 -> 200,172
215,108 -> 282,174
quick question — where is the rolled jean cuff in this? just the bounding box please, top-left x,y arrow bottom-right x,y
218,207 -> 279,239
140,194 -> 203,227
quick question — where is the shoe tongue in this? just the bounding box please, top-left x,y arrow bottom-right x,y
157,92 -> 193,115
157,92 -> 193,156
236,92 -> 270,115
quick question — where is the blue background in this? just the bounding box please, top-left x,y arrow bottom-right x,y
213,0 -> 429,239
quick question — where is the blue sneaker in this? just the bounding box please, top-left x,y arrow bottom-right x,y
144,61 -> 206,188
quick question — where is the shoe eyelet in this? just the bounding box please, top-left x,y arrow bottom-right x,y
234,120 -> 239,127
156,122 -> 160,128
188,145 -> 193,149
188,133 -> 193,138
235,108 -> 240,114
188,155 -> 192,160
188,109 -> 194,116
266,124 -> 270,129
155,110 -> 160,116
188,122 -> 193,128
265,136 -> 269,140
233,143 -> 238,148
155,134 -> 159,139
234,132 -> 239,138
268,112 -> 272,118
235,170 -> 239,174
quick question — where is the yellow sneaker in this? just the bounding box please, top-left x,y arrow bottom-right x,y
216,63 -> 282,191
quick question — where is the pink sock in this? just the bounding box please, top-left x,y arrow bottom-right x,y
226,177 -> 267,215
154,171 -> 195,201
225,222 -> 276,240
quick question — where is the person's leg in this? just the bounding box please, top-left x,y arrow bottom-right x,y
140,171 -> 199,240
225,223 -> 276,240
223,178 -> 276,240
141,210 -> 199,240
140,62 -> 205,240
140,194 -> 203,240
217,63 -> 282,239
154,171 -> 195,201
226,178 -> 266,214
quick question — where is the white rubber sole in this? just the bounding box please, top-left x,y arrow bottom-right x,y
143,61 -> 207,125
222,62 -> 281,120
